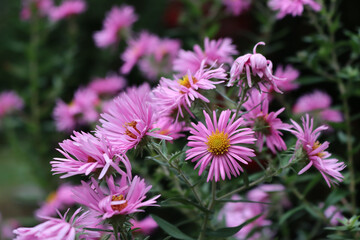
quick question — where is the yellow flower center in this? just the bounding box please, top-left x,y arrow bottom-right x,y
46,192 -> 57,203
206,130 -> 230,155
123,121 -> 140,139
313,141 -> 325,157
111,194 -> 128,212
178,75 -> 198,91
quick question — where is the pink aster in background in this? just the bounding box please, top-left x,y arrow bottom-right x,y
130,216 -> 158,235
242,90 -> 292,153
20,0 -> 53,21
48,0 -> 86,22
229,42 -> 283,94
14,208 -> 99,240
35,184 -> 76,219
289,114 -> 346,187
88,73 -> 127,96
321,204 -> 344,226
73,176 -> 160,220
218,195 -> 272,240
247,184 -> 290,208
222,0 -> 251,16
94,5 -> 137,48
186,110 -> 256,182
0,91 -> 24,119
152,117 -> 186,141
53,99 -> 80,132
268,0 -> 321,19
273,64 -> 300,92
173,37 -> 238,74
51,131 -> 131,179
98,84 -> 172,152
293,90 -> 343,123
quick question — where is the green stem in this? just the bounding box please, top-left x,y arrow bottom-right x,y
198,180 -> 216,240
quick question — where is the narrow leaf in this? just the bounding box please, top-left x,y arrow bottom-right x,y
151,215 -> 195,240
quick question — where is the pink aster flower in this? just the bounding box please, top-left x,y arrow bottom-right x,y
130,216 -> 158,235
88,74 -> 127,96
289,114 -> 346,187
0,215 -> 19,240
322,204 -> 344,226
173,37 -> 238,74
247,184 -> 290,208
160,61 -> 226,118
0,91 -> 24,119
73,175 -> 160,220
268,0 -> 321,19
186,110 -> 256,182
273,64 -> 300,92
94,5 -> 137,48
14,208 -> 99,240
98,84 -> 172,152
293,90 -> 343,123
20,0 -> 53,21
222,0 -> 251,16
218,195 -> 272,240
152,117 -> 186,141
72,88 -> 100,123
35,184 -> 76,219
242,90 -> 292,153
51,131 -> 131,179
48,0 -> 86,22
229,42 -> 283,94
53,99 -> 80,132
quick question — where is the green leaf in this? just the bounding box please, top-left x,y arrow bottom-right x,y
279,206 -> 304,225
206,214 -> 262,238
151,215 -> 195,240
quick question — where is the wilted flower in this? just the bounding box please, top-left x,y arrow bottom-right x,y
268,0 -> 321,19
94,5 -> 137,48
289,114 -> 346,187
229,42 -> 283,94
73,176 -> 160,220
186,110 -> 256,182
222,0 -> 251,16
0,91 -> 24,119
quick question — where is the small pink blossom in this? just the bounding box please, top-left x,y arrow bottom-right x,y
48,0 -> 86,22
268,0 -> 321,19
0,91 -> 24,119
186,110 -> 256,182
293,90 -> 343,123
247,184 -> 290,208
273,64 -> 300,92
94,5 -> 137,48
20,0 -> 53,21
88,74 -> 127,96
53,100 -> 80,132
229,42 -> 283,94
222,0 -> 251,16
174,37 -> 238,74
130,216 -> 158,235
289,114 -> 346,187
73,176 -> 160,220
322,204 -> 344,226
152,117 -> 186,141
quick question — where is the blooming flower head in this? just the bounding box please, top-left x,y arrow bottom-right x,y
229,42 -> 283,94
243,90 -> 292,153
14,208 -> 99,240
293,90 -> 343,123
289,114 -> 346,187
35,184 -> 76,219
0,91 -> 24,119
273,64 -> 300,92
48,0 -> 86,22
88,74 -> 126,96
218,195 -> 272,240
130,216 -> 158,235
20,0 -> 53,21
73,176 -> 160,220
51,131 -> 132,179
98,84 -> 172,152
186,110 -> 256,182
268,0 -> 321,19
222,0 -> 251,16
174,37 -> 238,74
159,61 -> 226,118
94,5 -> 138,48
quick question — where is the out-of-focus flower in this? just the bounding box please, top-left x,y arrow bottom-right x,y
218,195 -> 272,240
0,91 -> 24,119
73,176 -> 160,220
174,37 -> 238,74
289,114 -> 346,187
13,208 -> 99,240
98,84 -> 172,152
130,216 -> 158,235
48,0 -> 86,22
20,0 -> 53,20
186,110 -> 256,182
35,184 -> 76,219
273,64 -> 300,92
293,90 -> 343,123
247,184 -> 291,208
152,117 -> 186,141
229,42 -> 283,94
88,74 -> 126,96
51,131 -> 131,179
0,214 -> 19,240
243,90 -> 292,153
222,0 -> 251,16
94,5 -> 137,48
321,204 -> 344,226
268,0 -> 321,19
53,100 -> 80,132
